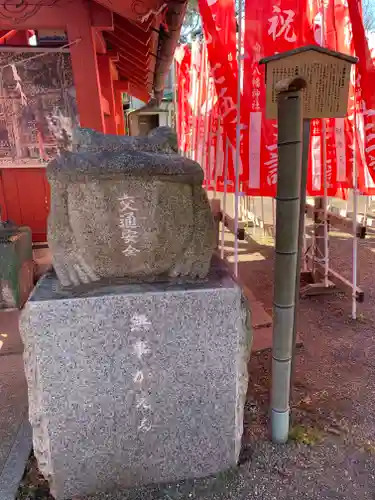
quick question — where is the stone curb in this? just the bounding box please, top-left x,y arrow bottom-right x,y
0,415 -> 32,500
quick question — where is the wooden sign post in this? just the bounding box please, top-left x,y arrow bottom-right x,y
259,46 -> 357,444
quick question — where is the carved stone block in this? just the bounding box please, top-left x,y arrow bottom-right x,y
47,127 -> 216,287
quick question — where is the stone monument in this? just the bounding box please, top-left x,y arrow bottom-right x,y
20,127 -> 252,500
47,126 -> 215,287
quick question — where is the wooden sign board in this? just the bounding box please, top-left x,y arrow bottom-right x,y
260,47 -> 357,120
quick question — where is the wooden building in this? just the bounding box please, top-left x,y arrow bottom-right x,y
0,0 -> 186,242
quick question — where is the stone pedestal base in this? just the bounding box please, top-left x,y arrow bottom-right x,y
20,262 -> 252,499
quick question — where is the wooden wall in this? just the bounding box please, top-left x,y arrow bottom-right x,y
0,169 -> 50,243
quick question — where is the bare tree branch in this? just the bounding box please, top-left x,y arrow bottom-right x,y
179,0 -> 202,42
180,0 -> 375,44
362,0 -> 375,33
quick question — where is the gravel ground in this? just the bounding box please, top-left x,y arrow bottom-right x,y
16,219 -> 375,500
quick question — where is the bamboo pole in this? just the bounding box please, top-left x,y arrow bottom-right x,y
271,78 -> 305,444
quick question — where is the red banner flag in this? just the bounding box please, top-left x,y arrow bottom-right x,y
347,0 -> 375,192
201,0 -> 238,192
348,0 -> 375,111
199,0 -> 250,184
243,0 -> 314,196
305,0 -> 354,197
357,62 -> 375,194
175,45 -> 192,156
208,0 -> 237,73
175,0 -> 375,197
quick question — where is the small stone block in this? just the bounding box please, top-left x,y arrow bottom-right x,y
240,284 -> 272,330
0,417 -> 32,500
252,326 -> 273,352
250,301 -> 272,330
251,329 -> 304,353
300,280 -> 336,297
0,227 -> 33,309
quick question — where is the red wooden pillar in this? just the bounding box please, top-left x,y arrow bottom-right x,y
67,2 -> 105,132
98,55 -> 117,134
114,89 -> 125,135
114,81 -> 128,135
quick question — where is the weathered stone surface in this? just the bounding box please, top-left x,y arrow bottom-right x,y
0,227 -> 33,309
19,260 -> 252,500
47,127 -> 215,288
72,126 -> 178,154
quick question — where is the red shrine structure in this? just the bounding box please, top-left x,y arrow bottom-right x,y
0,0 -> 186,242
